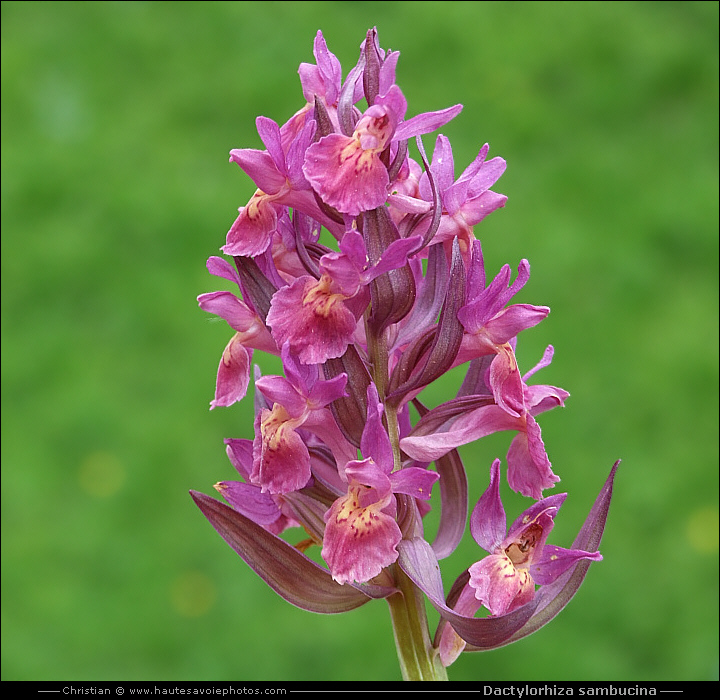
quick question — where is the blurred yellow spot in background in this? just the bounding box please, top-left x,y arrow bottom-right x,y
170,570 -> 216,617
78,451 -> 126,498
685,507 -> 719,554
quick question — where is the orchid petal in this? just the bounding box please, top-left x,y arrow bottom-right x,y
209,334 -> 252,408
206,255 -> 241,286
388,467 -> 439,501
198,292 -> 256,333
469,459 -> 507,553
394,104 -> 463,141
360,384 -> 394,473
214,480 -> 285,527
255,116 -> 287,176
229,148 -> 286,195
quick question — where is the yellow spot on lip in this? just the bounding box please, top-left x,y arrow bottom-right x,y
301,275 -> 346,318
260,404 -> 303,452
339,138 -> 362,164
333,486 -> 384,537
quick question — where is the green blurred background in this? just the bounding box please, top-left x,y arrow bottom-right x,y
2,0 -> 717,683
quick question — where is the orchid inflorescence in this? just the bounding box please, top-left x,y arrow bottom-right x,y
191,28 -> 617,681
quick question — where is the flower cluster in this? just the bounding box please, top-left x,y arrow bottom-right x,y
191,29 -> 617,681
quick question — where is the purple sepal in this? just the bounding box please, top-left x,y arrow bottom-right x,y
394,103 -> 463,141
298,31 -> 343,106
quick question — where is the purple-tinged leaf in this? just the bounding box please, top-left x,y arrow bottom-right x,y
431,447 -> 468,560
386,239 -> 465,406
406,398 -> 468,560
362,28 -> 382,106
413,135 -> 443,250
396,244 -> 449,349
387,328 -> 436,398
293,217 -> 322,279
322,344 -> 372,448
337,57 -> 364,137
312,96 -> 335,141
387,138 -> 408,182
232,255 -> 277,322
362,206 -> 416,332
191,491 -> 388,612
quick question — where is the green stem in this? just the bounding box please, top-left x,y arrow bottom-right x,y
387,564 -> 448,681
366,318 -> 446,679
384,402 -> 403,472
